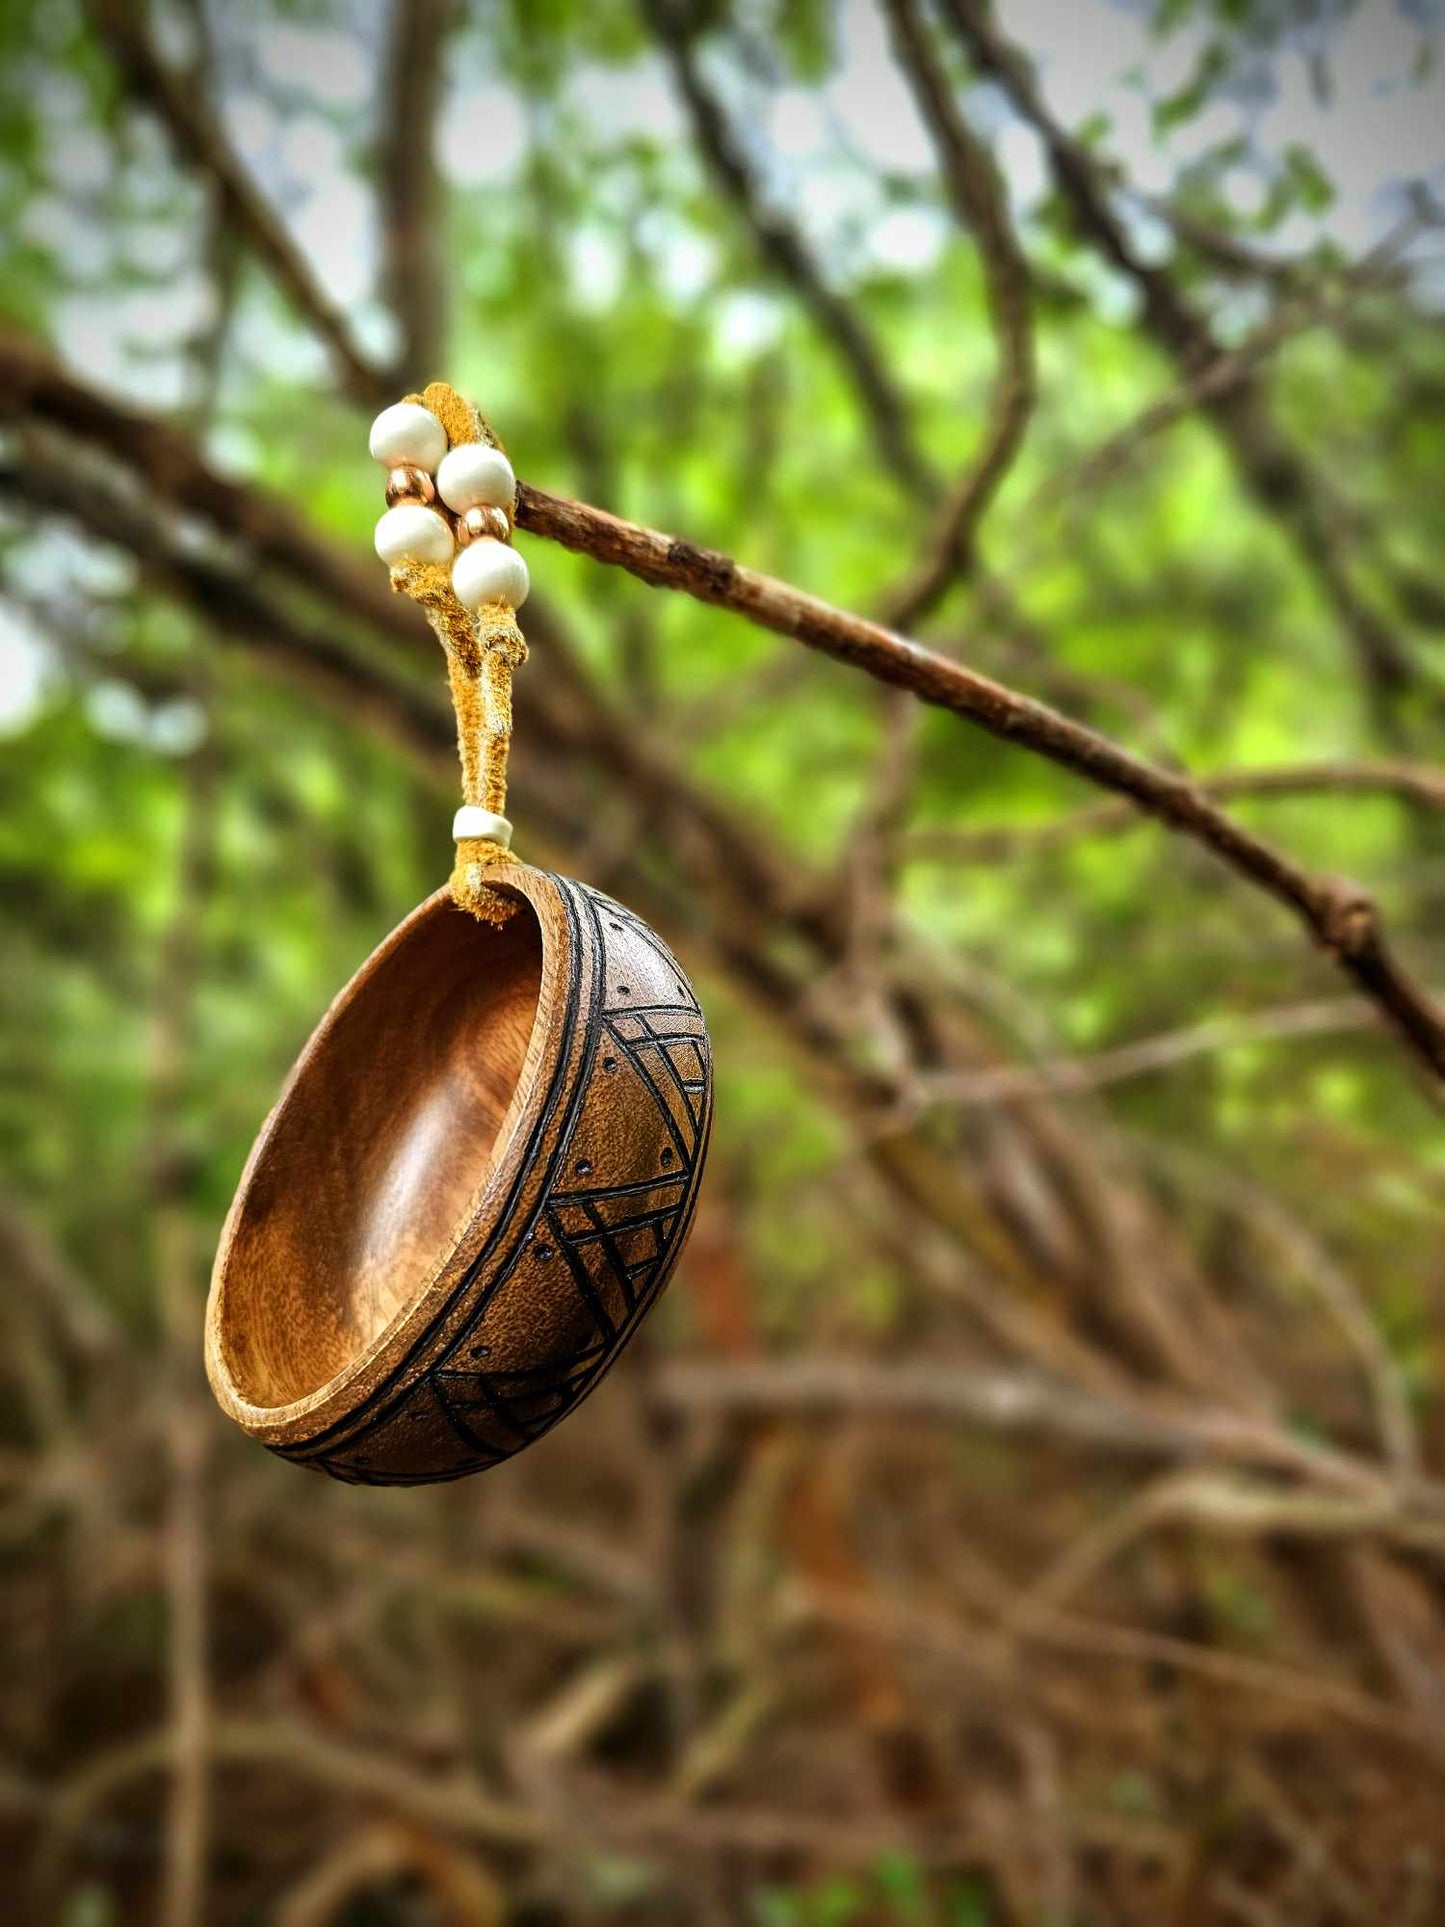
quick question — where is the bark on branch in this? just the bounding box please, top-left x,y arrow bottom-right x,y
513,479 -> 1445,1085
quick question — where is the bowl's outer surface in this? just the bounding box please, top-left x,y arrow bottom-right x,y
207,869 -> 712,1485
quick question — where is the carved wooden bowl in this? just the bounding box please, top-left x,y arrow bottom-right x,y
206,866 -> 712,1485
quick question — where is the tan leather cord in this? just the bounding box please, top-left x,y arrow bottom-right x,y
389,382 -> 527,925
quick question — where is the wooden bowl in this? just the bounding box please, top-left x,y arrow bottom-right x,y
206,866 -> 712,1485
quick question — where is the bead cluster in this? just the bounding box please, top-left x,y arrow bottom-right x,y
369,401 -> 529,614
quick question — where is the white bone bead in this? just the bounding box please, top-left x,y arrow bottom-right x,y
436,442 -> 516,514
374,503 -> 454,567
368,401 -> 447,473
451,537 -> 529,611
452,807 -> 512,847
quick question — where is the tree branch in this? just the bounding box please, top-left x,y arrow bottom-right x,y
1027,209 -> 1430,543
378,0 -> 456,390
906,758 -> 1445,861
802,1581 -> 1445,1762
0,329 -> 396,629
87,0 -> 386,405
513,478 -> 1445,1085
148,709 -> 218,1927
653,1358 -> 1430,1510
639,0 -> 938,501
877,0 -> 1036,626
935,0 -> 1418,716
905,990 -> 1422,1107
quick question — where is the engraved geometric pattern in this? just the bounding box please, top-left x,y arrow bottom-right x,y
270,876 -> 712,1485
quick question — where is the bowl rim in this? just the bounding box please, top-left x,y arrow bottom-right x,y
205,865 -> 569,1443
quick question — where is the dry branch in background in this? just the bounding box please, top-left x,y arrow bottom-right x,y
936,0 -> 1420,715
87,0 -> 387,404
641,0 -> 938,501
906,757 -> 1445,861
378,0 -> 456,391
878,0 -> 1036,626
147,716 -> 218,1927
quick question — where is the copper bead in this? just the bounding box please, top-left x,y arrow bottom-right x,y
455,504 -> 511,546
385,465 -> 437,508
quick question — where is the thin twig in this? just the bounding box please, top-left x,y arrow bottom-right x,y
798,1580 -> 1445,1763
1032,213 -> 1429,533
33,1713 -> 943,1903
147,699 -> 219,1927
0,1191 -> 118,1364
906,757 -> 1445,861
378,0 -> 457,390
87,0 -> 385,404
1143,1141 -> 1420,1485
903,989 -> 1428,1107
652,1357 -> 1431,1511
878,0 -> 1036,626
640,0 -> 937,500
936,0 -> 1418,713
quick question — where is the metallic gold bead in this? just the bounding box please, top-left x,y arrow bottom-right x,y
455,504 -> 510,546
385,464 -> 437,508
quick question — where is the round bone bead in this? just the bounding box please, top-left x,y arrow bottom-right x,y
374,503 -> 455,568
436,442 -> 516,515
452,537 -> 529,612
368,402 -> 448,474
452,806 -> 513,848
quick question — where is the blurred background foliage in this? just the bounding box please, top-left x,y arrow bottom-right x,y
1,0 -> 1445,1922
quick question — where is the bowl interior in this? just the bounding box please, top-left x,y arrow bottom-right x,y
217,893 -> 543,1409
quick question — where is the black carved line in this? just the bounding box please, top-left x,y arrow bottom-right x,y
632,1013 -> 708,1144
438,1365 -> 546,1446
550,1172 -> 688,1206
546,1202 -> 619,1345
600,1022 -> 695,1169
590,893 -> 703,1015
577,1197 -> 643,1315
560,1203 -> 679,1250
427,1367 -> 517,1453
461,1340 -> 610,1387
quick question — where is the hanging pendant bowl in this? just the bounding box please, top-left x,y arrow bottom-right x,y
207,867 -> 712,1485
